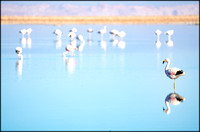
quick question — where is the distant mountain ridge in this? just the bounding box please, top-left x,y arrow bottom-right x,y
1,3 -> 199,16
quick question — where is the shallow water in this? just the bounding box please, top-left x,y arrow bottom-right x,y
1,24 -> 199,131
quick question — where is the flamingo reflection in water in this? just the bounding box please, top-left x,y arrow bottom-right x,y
27,37 -> 32,49
163,92 -> 185,115
165,30 -> 174,47
155,29 -> 162,49
63,56 -> 76,74
15,47 -> 23,78
118,40 -> 126,49
16,59 -> 23,77
100,40 -> 107,51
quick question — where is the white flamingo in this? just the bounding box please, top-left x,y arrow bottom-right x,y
110,29 -> 119,40
63,44 -> 77,57
117,31 -> 126,41
163,93 -> 185,115
68,31 -> 76,41
69,28 -> 77,33
76,35 -> 85,52
19,29 -> 27,38
87,28 -> 93,40
15,47 -> 23,60
54,29 -> 62,39
163,58 -> 185,92
155,29 -> 162,49
98,26 -> 107,40
26,28 -> 32,38
165,30 -> 174,47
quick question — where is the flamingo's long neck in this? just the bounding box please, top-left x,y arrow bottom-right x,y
17,54 -> 23,61
165,60 -> 170,71
164,101 -> 171,114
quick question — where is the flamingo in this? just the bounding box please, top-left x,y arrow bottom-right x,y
98,26 -> 107,40
54,29 -> 62,39
77,34 -> 84,42
69,28 -> 77,33
77,40 -> 85,52
110,29 -> 119,40
117,31 -> 126,41
68,31 -> 76,41
26,28 -> 32,38
163,58 -> 185,92
155,29 -> 162,49
87,28 -> 93,40
165,30 -> 174,47
163,93 -> 185,115
76,35 -> 85,52
15,47 -> 23,60
19,29 -> 27,38
63,44 -> 77,57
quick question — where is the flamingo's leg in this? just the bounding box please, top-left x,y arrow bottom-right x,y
174,79 -> 176,93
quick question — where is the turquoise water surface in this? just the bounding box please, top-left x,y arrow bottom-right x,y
1,24 -> 199,131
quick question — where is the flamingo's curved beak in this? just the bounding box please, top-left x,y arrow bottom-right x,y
163,60 -> 166,64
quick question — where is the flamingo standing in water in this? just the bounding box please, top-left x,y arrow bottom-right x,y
165,30 -> 174,47
163,58 -> 185,92
54,29 -> 62,39
26,28 -> 32,38
155,29 -> 162,49
68,31 -> 76,41
117,31 -> 126,41
163,93 -> 185,115
69,28 -> 77,33
110,29 -> 119,40
19,29 -> 27,38
76,35 -> 85,52
15,47 -> 23,60
63,44 -> 77,57
87,28 -> 93,41
98,26 -> 107,40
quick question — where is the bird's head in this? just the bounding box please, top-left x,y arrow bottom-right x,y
163,107 -> 170,115
15,47 -> 22,54
163,58 -> 170,64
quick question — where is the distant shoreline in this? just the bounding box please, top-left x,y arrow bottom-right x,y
1,15 -> 199,25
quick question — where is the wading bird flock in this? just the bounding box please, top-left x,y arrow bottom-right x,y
16,27 -> 185,115
155,29 -> 174,48
155,29 -> 185,115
